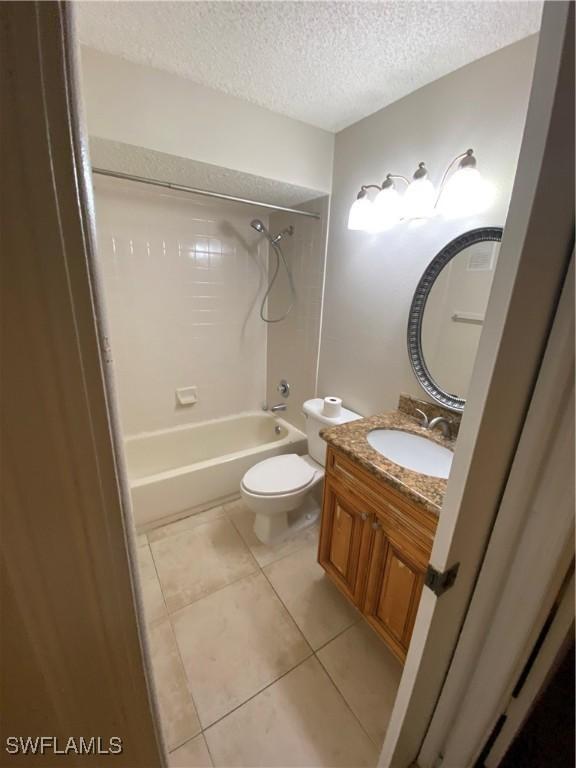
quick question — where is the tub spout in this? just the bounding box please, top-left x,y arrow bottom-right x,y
270,403 -> 288,413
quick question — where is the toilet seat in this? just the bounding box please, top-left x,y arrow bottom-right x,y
242,454 -> 318,497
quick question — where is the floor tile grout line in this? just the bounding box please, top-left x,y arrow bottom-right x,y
259,562 -> 315,656
257,526 -> 321,570
216,505 -> 262,571
149,498 -> 318,622
164,568 -> 269,747
143,496 -> 241,541
160,500 -> 318,740
165,617 -> 204,741
143,500 -> 382,760
144,540 -> 205,751
314,648 -> 383,751
148,510 -> 260,615
199,650 -> 316,735
168,732 -> 215,767
191,512 -> 368,744
167,727 -> 203,755
250,532 -> 380,752
224,503 -> 318,571
199,730 -> 216,768
199,647 -> 380,757
312,616 -> 362,654
163,533 -> 312,744
145,507 -> 246,760
263,512 -> 379,735
145,540 -> 171,620
258,532 -> 360,656
166,561 -> 260,621
146,505 -> 228,545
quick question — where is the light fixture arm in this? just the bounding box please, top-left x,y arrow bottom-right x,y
434,149 -> 475,208
382,173 -> 410,189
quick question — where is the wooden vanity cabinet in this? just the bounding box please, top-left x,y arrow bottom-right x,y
318,446 -> 437,663
317,477 -> 373,607
362,519 -> 425,661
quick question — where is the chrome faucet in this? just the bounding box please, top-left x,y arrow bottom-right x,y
415,408 -> 429,428
270,403 -> 288,413
429,416 -> 452,439
415,408 -> 452,439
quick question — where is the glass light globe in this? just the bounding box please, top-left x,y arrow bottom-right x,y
348,195 -> 373,231
372,186 -> 402,231
403,177 -> 436,219
438,166 -> 495,218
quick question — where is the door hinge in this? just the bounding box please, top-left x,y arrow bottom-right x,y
425,562 -> 460,597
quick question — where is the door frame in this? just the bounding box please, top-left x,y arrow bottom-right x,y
485,571 -> 574,767
2,3 -> 164,764
379,3 -> 574,765
420,253 -> 574,766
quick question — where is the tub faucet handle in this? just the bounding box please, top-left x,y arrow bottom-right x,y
277,379 -> 290,398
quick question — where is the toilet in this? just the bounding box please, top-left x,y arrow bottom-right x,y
241,398 -> 361,543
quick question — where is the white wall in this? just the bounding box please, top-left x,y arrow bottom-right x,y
94,176 -> 269,435
81,47 -> 334,194
318,36 -> 538,417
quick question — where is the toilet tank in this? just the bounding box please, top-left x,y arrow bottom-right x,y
302,398 -> 362,466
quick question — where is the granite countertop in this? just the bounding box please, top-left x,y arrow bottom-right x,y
320,410 -> 455,515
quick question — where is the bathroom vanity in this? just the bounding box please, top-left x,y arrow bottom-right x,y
318,404 -> 457,663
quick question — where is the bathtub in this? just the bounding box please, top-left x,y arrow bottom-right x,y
124,412 -> 307,529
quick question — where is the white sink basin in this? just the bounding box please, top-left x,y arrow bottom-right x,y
367,429 -> 453,479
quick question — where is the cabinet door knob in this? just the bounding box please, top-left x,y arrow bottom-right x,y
372,521 -> 381,530
360,512 -> 369,521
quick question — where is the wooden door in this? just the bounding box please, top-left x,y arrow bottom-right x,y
318,478 -> 372,605
364,521 -> 424,662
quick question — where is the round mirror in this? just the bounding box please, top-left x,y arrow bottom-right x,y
407,227 -> 503,411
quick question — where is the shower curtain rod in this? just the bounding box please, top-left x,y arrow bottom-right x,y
92,167 -> 321,219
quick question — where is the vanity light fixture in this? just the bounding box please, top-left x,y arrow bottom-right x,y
436,149 -> 495,217
347,186 -> 376,230
403,162 -> 436,219
373,175 -> 406,230
348,149 -> 493,231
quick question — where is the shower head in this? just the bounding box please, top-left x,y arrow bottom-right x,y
250,219 -> 266,234
250,219 -> 294,244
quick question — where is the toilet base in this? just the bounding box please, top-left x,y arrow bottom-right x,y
253,494 -> 320,545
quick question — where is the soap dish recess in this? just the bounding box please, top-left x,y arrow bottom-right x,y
176,386 -> 198,406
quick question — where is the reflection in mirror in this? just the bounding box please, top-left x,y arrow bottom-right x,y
422,240 -> 500,398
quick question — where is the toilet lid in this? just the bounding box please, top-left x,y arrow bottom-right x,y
242,454 -> 316,496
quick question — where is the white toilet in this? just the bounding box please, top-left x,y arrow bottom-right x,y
240,398 -> 361,544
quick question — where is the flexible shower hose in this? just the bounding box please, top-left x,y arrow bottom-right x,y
260,241 -> 297,323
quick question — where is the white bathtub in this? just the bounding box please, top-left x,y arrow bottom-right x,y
124,412 -> 307,529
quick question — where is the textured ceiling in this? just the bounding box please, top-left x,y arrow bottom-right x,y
76,1 -> 541,132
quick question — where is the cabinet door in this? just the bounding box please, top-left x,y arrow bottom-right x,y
363,523 -> 424,662
318,479 -> 371,606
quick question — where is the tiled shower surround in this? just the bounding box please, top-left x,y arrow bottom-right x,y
95,176 -> 269,434
94,176 -> 328,437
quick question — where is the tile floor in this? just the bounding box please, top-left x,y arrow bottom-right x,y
137,498 -> 403,767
